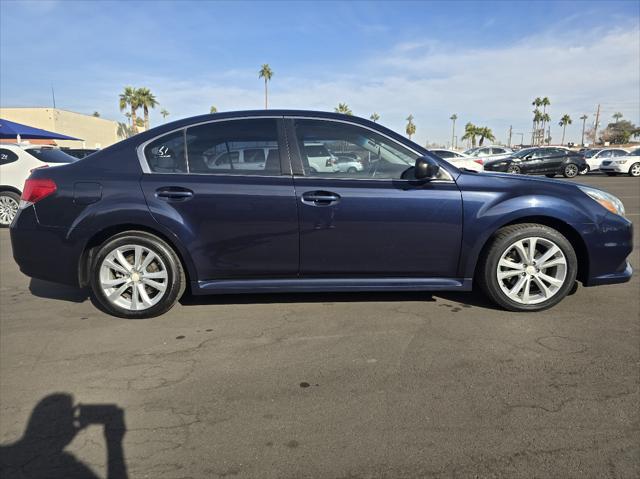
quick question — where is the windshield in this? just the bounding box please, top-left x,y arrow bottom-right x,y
463,147 -> 479,155
512,147 -> 537,158
583,149 -> 601,158
26,148 -> 76,164
628,148 -> 640,156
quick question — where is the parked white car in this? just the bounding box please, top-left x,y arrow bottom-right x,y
0,144 -> 76,226
581,148 -> 629,174
599,147 -> 640,177
205,146 -> 278,171
303,142 -> 340,173
430,149 -> 484,172
463,146 -> 513,166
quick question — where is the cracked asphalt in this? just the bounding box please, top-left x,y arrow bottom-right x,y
1,175 -> 638,478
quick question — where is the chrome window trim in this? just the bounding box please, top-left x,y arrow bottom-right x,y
136,114 -> 454,182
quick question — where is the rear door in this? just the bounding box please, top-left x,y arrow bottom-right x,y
139,117 -> 299,281
286,117 -> 463,278
538,148 -> 566,173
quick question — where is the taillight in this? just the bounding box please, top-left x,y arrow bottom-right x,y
21,178 -> 57,206
474,159 -> 484,165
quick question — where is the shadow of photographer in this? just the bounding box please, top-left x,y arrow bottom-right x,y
0,393 -> 128,479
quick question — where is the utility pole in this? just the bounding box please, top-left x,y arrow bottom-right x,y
450,114 -> 457,150
593,104 -> 601,146
580,114 -> 588,146
508,125 -> 512,147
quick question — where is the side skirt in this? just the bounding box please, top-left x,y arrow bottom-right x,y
192,277 -> 473,295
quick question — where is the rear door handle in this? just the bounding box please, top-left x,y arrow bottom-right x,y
156,187 -> 194,201
301,191 -> 341,206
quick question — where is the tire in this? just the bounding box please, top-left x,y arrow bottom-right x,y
90,231 -> 185,319
347,167 -> 357,174
507,165 -> 521,174
478,223 -> 578,312
545,174 -> 556,178
578,165 -> 589,175
562,163 -> 579,178
0,191 -> 20,228
629,162 -> 640,177
605,172 -> 618,177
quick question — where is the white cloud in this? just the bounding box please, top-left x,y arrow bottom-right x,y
95,25 -> 639,146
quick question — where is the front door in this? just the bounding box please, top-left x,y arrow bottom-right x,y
140,118 -> 299,281
287,118 -> 463,278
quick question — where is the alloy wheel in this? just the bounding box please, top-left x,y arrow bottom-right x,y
564,164 -> 578,177
496,237 -> 567,305
630,163 -> 640,177
507,165 -> 521,174
99,244 -> 169,311
0,195 -> 19,226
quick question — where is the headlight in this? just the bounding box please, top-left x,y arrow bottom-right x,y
615,159 -> 628,164
578,185 -> 625,217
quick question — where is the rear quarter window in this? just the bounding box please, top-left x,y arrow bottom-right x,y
0,149 -> 19,166
143,130 -> 188,173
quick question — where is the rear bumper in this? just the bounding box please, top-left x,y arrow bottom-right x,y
10,206 -> 82,287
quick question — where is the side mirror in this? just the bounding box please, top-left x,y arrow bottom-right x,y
414,156 -> 440,180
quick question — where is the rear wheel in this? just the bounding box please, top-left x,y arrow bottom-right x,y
562,163 -> 579,178
0,191 -> 20,228
478,223 -> 577,312
629,162 -> 640,177
578,165 -> 589,175
507,165 -> 521,174
347,167 -> 357,174
90,231 -> 185,319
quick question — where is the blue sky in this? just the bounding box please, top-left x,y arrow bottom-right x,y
1,0 -> 639,145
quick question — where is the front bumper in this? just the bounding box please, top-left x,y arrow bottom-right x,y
599,163 -> 627,173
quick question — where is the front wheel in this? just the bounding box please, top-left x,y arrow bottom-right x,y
478,223 -> 577,312
347,167 -> 357,174
629,162 -> 640,177
0,191 -> 20,228
578,165 -> 590,175
562,163 -> 579,178
507,165 -> 521,174
90,231 -> 185,318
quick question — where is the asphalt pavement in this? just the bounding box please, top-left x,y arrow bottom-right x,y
1,175 -> 638,478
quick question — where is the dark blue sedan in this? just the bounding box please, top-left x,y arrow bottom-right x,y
10,111 -> 633,318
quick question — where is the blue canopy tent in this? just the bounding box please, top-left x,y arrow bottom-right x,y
0,118 -> 81,141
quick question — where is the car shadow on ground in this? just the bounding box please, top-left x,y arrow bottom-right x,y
28,278 -> 503,313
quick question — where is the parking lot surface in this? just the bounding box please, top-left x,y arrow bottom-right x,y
1,175 -> 638,478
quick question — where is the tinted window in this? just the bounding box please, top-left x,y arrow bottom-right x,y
294,119 -> 425,179
610,150 -> 627,157
492,148 -> 506,154
599,150 -> 612,158
629,148 -> 640,156
433,150 -> 455,158
0,149 -> 18,166
185,119 -> 281,175
144,130 -> 188,173
26,148 -> 75,164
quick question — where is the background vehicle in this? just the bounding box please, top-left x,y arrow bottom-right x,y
203,146 -> 278,172
430,149 -> 483,172
303,142 -> 340,173
10,111 -> 632,319
463,146 -> 513,165
581,148 -> 629,174
483,147 -> 587,178
599,147 -> 640,177
0,144 -> 75,227
61,148 -> 98,159
334,155 -> 364,173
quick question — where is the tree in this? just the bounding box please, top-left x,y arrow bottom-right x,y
137,87 -> 158,130
160,109 -> 170,121
559,114 -> 572,145
335,103 -> 352,115
119,86 -> 140,131
461,122 -> 479,147
477,126 -> 495,146
405,114 -> 416,140
450,113 -> 457,148
210,105 -> 218,114
541,113 -> 551,145
135,117 -> 144,127
601,120 -> 639,144
540,97 -> 551,144
369,112 -> 380,122
612,112 -> 623,123
531,98 -> 542,144
92,111 -> 100,117
258,64 -> 273,109
580,114 -> 588,145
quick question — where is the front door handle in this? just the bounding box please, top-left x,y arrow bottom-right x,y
301,190 -> 341,206
156,187 -> 194,201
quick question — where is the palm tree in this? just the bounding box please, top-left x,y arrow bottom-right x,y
405,114 -> 416,140
160,109 -> 170,121
258,64 -> 273,109
92,111 -> 100,117
370,112 -> 380,123
541,113 -> 551,145
580,114 -> 589,146
532,109 -> 543,145
540,97 -> 551,144
449,114 -> 457,148
119,86 -> 140,131
612,112 -> 623,123
559,114 -> 572,145
124,112 -> 131,125
477,127 -> 495,146
461,122 -> 479,147
335,103 -> 353,115
210,105 -> 218,114
137,87 -> 158,130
